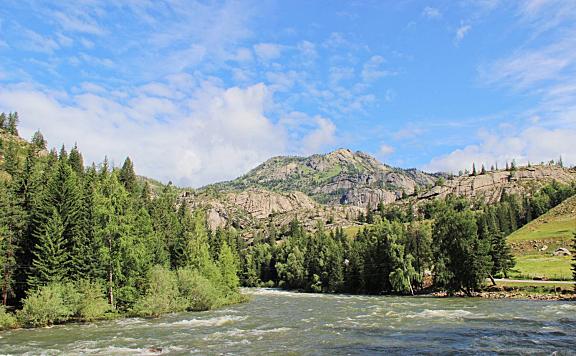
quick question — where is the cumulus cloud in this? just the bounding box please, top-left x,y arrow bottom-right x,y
423,126 -> 576,173
0,79 -> 343,187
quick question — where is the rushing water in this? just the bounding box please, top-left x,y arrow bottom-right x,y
1,289 -> 575,355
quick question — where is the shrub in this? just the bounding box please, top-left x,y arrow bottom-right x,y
0,306 -> 17,330
17,283 -> 77,327
75,280 -> 110,321
132,266 -> 185,317
177,267 -> 222,311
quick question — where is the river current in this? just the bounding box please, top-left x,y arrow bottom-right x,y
1,288 -> 575,355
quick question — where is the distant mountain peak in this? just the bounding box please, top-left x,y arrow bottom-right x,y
207,148 -> 436,206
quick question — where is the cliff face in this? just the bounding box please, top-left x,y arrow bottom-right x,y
207,148 -> 438,207
418,165 -> 576,203
182,188 -> 363,234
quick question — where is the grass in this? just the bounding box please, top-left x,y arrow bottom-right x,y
507,217 -> 575,243
509,254 -> 573,280
505,194 -> 576,280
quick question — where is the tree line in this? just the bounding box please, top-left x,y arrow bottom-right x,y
240,183 -> 576,295
0,113 -> 243,328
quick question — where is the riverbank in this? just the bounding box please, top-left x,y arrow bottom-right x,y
2,288 -> 575,354
431,286 -> 575,301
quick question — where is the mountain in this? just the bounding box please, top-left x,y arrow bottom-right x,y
184,150 -> 576,235
207,148 -> 439,207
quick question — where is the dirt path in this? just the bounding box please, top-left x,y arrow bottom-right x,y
494,278 -> 574,285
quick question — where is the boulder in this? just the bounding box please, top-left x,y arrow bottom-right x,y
553,247 -> 571,256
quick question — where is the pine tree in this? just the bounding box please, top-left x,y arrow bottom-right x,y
472,163 -> 477,176
481,164 -> 486,175
29,209 -> 70,288
7,113 -> 19,136
150,184 -> 180,266
68,144 -> 84,176
94,172 -> 130,306
2,141 -> 20,177
0,182 -> 26,304
119,157 -> 137,193
31,131 -> 47,151
70,166 -> 104,280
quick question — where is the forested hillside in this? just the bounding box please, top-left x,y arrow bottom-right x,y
0,112 -> 244,329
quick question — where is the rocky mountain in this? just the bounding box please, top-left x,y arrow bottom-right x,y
417,165 -> 576,203
207,148 -> 439,207
182,150 -> 576,236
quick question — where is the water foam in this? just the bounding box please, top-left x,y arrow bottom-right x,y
165,315 -> 247,327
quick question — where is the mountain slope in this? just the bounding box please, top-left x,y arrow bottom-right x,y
507,194 -> 576,280
208,148 -> 438,206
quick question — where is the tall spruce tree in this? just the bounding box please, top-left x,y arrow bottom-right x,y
0,181 -> 25,304
119,157 -> 137,194
28,209 -> 69,288
68,144 -> 84,176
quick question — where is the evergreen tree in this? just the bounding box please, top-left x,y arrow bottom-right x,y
0,182 -> 25,304
481,164 -> 486,175
7,113 -> 19,136
489,231 -> 515,278
70,166 -> 103,281
28,209 -> 70,288
433,209 -> 492,294
68,144 -> 84,176
472,163 -> 477,176
31,131 -> 47,151
119,157 -> 137,193
94,172 -> 131,306
2,141 -> 20,177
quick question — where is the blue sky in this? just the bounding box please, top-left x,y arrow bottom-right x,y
1,0 -> 575,187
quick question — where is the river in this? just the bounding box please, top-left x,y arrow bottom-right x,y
1,289 -> 575,354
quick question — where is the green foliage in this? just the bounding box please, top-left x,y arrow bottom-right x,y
176,268 -> 222,311
132,266 -> 185,317
119,157 -> 137,193
433,209 -> 492,294
29,209 -> 70,288
75,280 -> 110,321
0,306 -> 17,330
17,283 -> 77,327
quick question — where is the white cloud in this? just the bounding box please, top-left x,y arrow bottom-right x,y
53,11 -> 106,36
301,117 -> 336,154
361,55 -> 395,82
455,24 -> 471,43
0,80 -> 341,187
422,7 -> 442,19
253,43 -> 283,61
379,144 -> 395,156
22,29 -> 60,54
424,126 -> 576,172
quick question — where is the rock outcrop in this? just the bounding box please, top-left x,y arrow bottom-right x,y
418,166 -> 576,204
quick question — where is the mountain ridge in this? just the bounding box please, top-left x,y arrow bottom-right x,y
204,148 -> 440,207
